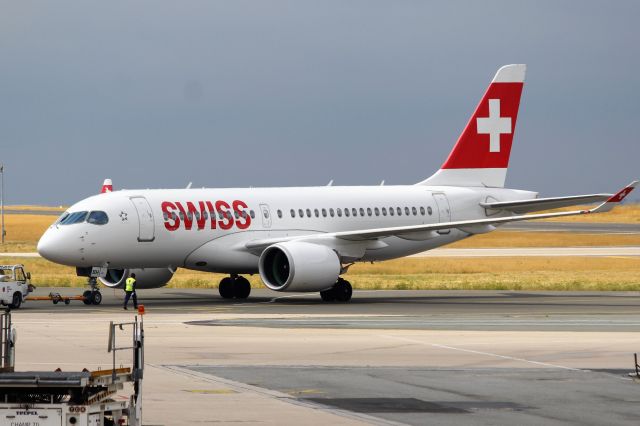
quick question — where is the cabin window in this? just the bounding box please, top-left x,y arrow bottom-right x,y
352,208 -> 358,217
412,207 -> 418,216
314,209 -> 319,217
344,208 -> 350,217
366,208 -> 372,216
381,207 -> 387,216
374,207 -> 380,216
322,208 -> 327,217
420,206 -> 426,216
337,208 -> 342,217
306,209 -> 311,217
290,209 -> 296,218
250,210 -> 256,219
397,207 -> 402,216
299,209 -> 304,217
277,209 -> 283,218
329,208 -> 335,217
405,207 -> 410,216
359,208 -> 365,216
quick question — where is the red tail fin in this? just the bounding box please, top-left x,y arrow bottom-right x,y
419,64 -> 526,187
101,178 -> 113,193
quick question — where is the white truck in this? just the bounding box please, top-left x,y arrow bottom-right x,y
0,264 -> 34,309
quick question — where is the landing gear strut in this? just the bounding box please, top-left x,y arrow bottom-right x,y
82,277 -> 103,305
320,278 -> 352,302
218,275 -> 251,300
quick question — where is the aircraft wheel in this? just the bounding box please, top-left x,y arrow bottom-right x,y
334,279 -> 353,302
83,290 -> 93,305
234,276 -> 251,299
218,277 -> 234,299
320,288 -> 336,302
92,291 -> 103,305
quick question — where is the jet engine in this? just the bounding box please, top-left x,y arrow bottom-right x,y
99,267 -> 174,289
259,242 -> 340,292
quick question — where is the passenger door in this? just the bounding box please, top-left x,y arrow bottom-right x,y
432,193 -> 451,235
259,204 -> 272,229
130,197 -> 155,242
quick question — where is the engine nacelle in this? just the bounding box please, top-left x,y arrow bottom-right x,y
259,242 -> 340,292
99,267 -> 174,289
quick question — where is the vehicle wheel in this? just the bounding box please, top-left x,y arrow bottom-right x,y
320,288 -> 335,302
233,277 -> 251,299
53,299 -> 59,305
9,292 -> 22,309
64,299 -> 71,305
91,292 -> 103,305
334,279 -> 353,302
83,290 -> 93,305
218,277 -> 234,299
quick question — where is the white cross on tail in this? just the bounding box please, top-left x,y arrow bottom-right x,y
476,99 -> 511,152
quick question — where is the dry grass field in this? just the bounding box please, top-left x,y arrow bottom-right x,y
0,203 -> 637,291
0,214 -> 56,252
2,255 -> 638,292
540,202 -> 640,223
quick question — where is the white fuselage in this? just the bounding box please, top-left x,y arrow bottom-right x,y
37,185 -> 535,273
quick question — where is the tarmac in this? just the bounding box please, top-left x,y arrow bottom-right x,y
9,288 -> 640,425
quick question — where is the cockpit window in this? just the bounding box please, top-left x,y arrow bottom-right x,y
87,211 -> 109,225
59,211 -> 88,225
55,212 -> 70,224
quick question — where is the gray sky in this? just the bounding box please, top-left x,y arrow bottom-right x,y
1,1 -> 638,205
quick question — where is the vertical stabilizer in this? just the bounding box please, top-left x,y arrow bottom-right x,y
101,178 -> 113,193
418,64 -> 526,188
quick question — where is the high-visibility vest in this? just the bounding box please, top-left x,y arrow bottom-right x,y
125,277 -> 136,292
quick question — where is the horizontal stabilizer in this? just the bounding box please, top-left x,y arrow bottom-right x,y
480,194 -> 612,214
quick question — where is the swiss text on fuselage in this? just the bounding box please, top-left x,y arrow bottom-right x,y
161,200 -> 251,231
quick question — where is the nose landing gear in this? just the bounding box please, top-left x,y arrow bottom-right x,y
218,275 -> 251,300
320,277 -> 352,302
82,278 -> 103,305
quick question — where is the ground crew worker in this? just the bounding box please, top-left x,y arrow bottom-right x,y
124,273 -> 138,310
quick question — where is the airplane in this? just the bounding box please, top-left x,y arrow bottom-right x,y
37,64 -> 637,303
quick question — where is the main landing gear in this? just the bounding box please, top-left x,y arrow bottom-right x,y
218,275 -> 251,300
320,277 -> 352,303
82,277 -> 103,305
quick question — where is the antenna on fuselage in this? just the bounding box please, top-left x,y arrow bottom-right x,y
186,182 -> 192,189
380,180 -> 385,186
327,180 -> 333,186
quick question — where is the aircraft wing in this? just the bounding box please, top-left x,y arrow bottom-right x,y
480,194 -> 612,214
245,181 -> 637,251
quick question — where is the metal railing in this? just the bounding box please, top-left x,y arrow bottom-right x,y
0,309 -> 14,372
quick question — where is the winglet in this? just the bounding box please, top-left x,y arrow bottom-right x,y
590,181 -> 638,213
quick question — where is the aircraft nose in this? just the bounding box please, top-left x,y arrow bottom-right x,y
37,228 -> 75,265
37,229 -> 57,261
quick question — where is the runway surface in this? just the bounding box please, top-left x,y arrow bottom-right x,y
12,288 -> 640,425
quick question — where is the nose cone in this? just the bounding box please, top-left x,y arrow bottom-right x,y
38,228 -> 77,265
37,229 -> 57,261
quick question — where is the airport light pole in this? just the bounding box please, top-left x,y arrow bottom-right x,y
1,164 -> 4,244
